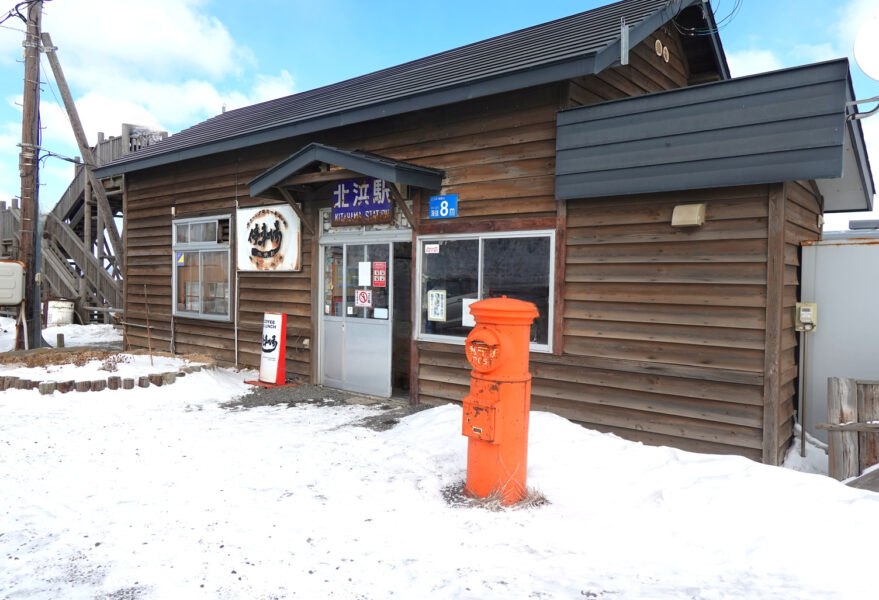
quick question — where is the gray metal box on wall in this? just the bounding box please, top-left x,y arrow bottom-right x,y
0,261 -> 24,306
800,235 -> 879,442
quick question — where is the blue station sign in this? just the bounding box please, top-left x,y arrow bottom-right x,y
429,194 -> 459,219
331,178 -> 394,227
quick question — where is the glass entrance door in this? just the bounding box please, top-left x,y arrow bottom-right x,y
321,242 -> 393,396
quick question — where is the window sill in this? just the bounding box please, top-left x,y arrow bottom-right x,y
416,334 -> 551,354
173,312 -> 232,323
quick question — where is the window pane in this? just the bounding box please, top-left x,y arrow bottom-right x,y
201,251 -> 229,316
482,236 -> 550,344
362,243 -> 389,320
190,221 -> 217,243
175,224 -> 189,244
421,239 -> 478,337
345,245 -> 366,318
323,246 -> 344,317
176,251 -> 200,312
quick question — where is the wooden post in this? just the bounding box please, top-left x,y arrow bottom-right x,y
762,183 -> 785,465
96,188 -> 105,264
857,382 -> 879,472
276,187 -> 314,235
553,197 -> 567,356
56,333 -> 64,348
17,1 -> 42,350
408,190 -> 422,405
827,377 -> 859,480
83,172 -> 92,254
388,183 -> 417,231
39,32 -> 123,265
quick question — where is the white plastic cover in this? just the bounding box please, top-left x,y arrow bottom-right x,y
0,261 -> 24,306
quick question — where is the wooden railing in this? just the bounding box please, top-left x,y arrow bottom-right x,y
52,162 -> 86,222
44,213 -> 121,308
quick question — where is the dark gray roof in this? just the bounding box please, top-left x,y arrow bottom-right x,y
96,0 -> 720,178
555,59 -> 875,211
248,143 -> 445,196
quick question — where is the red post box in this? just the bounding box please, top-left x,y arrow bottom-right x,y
461,296 -> 538,504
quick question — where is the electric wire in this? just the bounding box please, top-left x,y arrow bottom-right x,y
672,0 -> 742,37
0,0 -> 50,27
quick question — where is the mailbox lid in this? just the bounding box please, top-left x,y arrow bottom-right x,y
0,261 -> 24,306
462,395 -> 497,442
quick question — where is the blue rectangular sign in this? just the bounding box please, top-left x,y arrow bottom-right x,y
331,178 -> 394,226
429,194 -> 458,219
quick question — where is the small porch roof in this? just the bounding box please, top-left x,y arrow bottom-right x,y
247,142 -> 444,197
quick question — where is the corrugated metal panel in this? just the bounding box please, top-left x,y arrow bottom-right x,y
96,0 -> 706,177
248,143 -> 445,196
556,59 -> 867,202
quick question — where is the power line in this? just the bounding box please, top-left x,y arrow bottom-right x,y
0,0 -> 48,26
672,0 -> 743,38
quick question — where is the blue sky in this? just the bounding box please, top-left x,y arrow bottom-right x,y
1,0 -> 877,229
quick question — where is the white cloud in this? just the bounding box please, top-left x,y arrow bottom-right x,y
726,49 -> 783,77
250,70 -> 297,106
36,72 -> 297,149
2,0 -> 298,152
40,0 -> 251,83
834,0 -> 879,49
2,0 -> 300,209
791,43 -> 838,65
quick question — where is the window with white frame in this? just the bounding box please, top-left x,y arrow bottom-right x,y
173,215 -> 231,320
417,231 -> 554,351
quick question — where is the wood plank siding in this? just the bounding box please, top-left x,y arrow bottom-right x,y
119,27 -> 824,463
124,148 -> 317,376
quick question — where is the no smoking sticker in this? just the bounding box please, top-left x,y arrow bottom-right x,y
355,289 -> 373,308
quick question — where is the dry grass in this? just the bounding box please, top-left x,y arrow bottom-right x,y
0,349 -> 215,370
442,480 -> 549,511
100,354 -> 133,372
0,349 -> 115,368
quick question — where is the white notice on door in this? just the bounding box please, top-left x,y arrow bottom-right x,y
358,261 -> 371,286
462,298 -> 477,327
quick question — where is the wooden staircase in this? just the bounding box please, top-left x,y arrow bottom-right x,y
1,124 -> 166,323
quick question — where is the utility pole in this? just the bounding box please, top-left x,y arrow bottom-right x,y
17,0 -> 43,350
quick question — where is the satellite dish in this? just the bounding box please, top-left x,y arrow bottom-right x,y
854,13 -> 879,81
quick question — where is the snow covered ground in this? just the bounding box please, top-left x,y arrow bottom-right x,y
0,317 -> 122,352
1,326 -> 878,599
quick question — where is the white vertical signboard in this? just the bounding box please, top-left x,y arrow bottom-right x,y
259,312 -> 287,384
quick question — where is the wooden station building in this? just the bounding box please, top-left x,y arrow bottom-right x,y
96,0 -> 874,465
